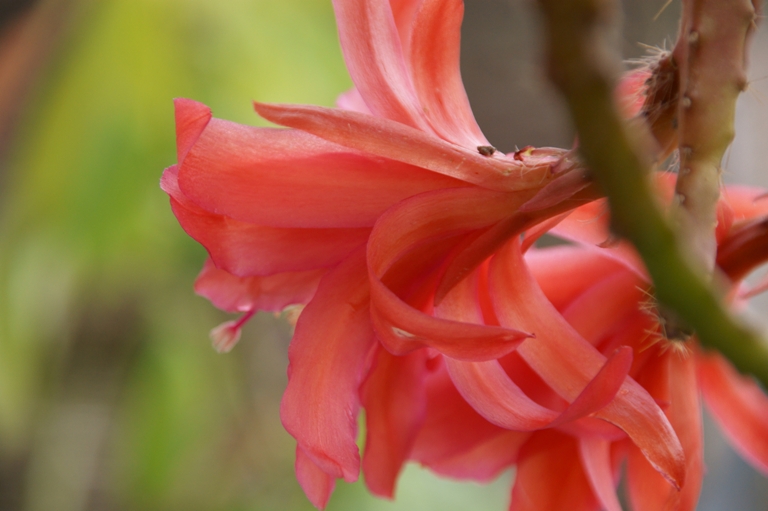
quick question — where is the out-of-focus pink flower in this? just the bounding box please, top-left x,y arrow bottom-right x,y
158,0 -> 768,509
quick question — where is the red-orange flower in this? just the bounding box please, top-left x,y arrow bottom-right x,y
156,0 -> 748,509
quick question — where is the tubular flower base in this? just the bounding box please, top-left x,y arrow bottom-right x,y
161,0 -> 768,509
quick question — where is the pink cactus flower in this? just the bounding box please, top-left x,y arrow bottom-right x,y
162,0 -> 768,509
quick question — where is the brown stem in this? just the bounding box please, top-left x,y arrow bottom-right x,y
671,0 -> 760,272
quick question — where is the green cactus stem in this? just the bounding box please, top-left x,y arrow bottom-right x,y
536,0 -> 768,387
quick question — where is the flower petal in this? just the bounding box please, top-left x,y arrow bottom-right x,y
525,246 -> 625,311
627,353 -> 703,511
560,270 -> 644,345
490,239 -> 685,488
428,430 -> 528,482
409,0 -> 488,146
178,110 -> 460,228
174,98 -> 212,165
194,259 -> 324,313
438,258 -> 634,431
280,249 -> 376,482
254,102 -> 555,192
410,361 -> 514,469
361,347 -> 428,498
698,351 -> 768,475
332,0 -> 430,130
367,187 -> 533,360
296,446 -> 336,510
510,431 -> 599,511
165,166 -> 370,276
578,437 -> 622,511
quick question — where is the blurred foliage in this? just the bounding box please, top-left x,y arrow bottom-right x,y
0,0 -> 512,509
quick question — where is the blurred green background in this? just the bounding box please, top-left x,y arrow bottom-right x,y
0,0 -> 766,510
0,0 -> 513,509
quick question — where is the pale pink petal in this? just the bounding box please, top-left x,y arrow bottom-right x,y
579,437 -> 622,511
280,250 -> 376,482
409,0 -> 488,146
335,87 -> 371,114
361,347 -> 428,498
296,446 -> 336,510
628,353 -> 703,511
367,187 -> 532,360
332,0 -> 430,130
254,102 -> 555,192
490,239 -> 685,489
525,246 -> 625,311
194,259 -> 324,313
698,351 -> 768,475
178,110 -> 461,229
510,431 -> 600,511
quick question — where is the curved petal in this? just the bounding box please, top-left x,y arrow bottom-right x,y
434,182 -> 602,304
628,353 -> 703,511
411,357 -> 528,480
280,249 -> 376,482
721,185 -> 768,222
698,351 -> 768,475
548,199 -> 646,276
525,246 -> 625,311
445,358 -> 558,430
254,102 -> 556,192
332,0 -> 430,131
165,166 -> 370,276
409,0 -> 488,146
194,259 -> 324,313
510,431 -> 600,511
446,346 -> 633,432
296,446 -> 336,510
178,110 -> 461,229
490,239 -> 685,489
560,270 -> 645,345
437,260 -> 634,431
367,187 -> 533,360
579,437 -> 622,511
174,98 -> 211,165
361,347 -> 428,498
